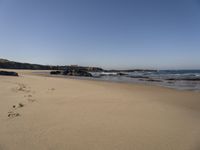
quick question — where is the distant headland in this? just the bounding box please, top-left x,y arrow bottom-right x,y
0,58 -> 156,72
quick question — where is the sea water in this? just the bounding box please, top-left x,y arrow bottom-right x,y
90,70 -> 200,91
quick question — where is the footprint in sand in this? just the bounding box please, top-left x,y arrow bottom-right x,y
8,111 -> 20,118
27,94 -> 32,98
8,84 -> 37,118
24,94 -> 36,102
14,103 -> 24,109
47,88 -> 55,92
27,98 -> 36,103
24,94 -> 33,98
17,83 -> 26,91
12,102 -> 24,109
8,103 -> 25,118
18,103 -> 24,108
12,83 -> 31,93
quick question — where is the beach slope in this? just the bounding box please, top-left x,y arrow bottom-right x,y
0,71 -> 200,150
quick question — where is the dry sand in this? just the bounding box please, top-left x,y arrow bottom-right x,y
0,70 -> 200,150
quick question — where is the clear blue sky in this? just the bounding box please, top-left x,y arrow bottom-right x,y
0,0 -> 200,69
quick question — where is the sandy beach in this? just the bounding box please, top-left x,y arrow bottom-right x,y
0,70 -> 200,150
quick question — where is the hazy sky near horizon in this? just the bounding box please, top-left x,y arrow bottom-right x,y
0,0 -> 200,69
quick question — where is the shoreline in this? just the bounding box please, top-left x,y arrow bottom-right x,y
29,70 -> 200,92
1,69 -> 200,92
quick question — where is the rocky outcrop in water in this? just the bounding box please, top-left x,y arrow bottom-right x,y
63,68 -> 92,77
117,72 -> 128,76
50,68 -> 93,77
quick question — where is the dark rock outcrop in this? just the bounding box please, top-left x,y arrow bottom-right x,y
0,71 -> 18,76
63,68 -> 92,77
117,72 -> 128,76
50,71 -> 61,75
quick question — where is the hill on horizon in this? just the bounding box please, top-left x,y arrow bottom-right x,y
0,58 -> 103,71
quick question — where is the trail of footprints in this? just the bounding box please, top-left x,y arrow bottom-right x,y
8,83 -> 36,119
8,83 -> 56,119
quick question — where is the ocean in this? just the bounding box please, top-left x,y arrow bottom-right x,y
90,70 -> 200,91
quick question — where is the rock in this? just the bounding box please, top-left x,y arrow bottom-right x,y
0,71 -> 18,76
63,68 -> 92,77
117,72 -> 128,76
50,71 -> 61,75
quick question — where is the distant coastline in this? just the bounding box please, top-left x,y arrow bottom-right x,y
1,58 -> 200,91
0,58 -> 156,72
